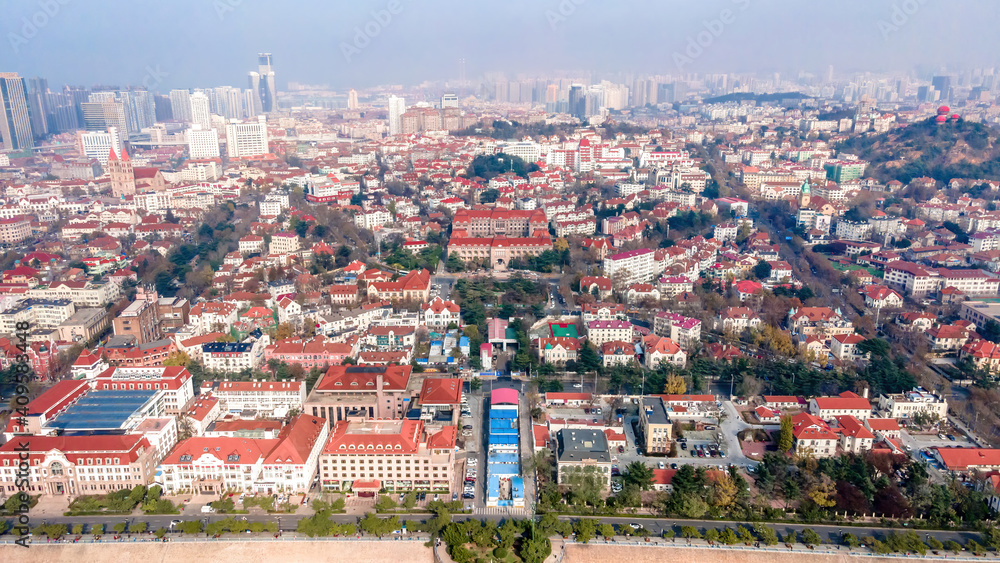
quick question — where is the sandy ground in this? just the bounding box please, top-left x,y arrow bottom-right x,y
562,544 -> 963,563
0,540 -> 434,563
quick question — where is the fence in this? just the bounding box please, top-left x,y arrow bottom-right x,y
566,538 -> 1000,562
0,534 -> 432,546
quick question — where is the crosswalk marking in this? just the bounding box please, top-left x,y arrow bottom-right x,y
473,506 -> 531,517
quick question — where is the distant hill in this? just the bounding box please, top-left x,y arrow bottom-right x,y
837,117 -> 1000,184
702,92 -> 811,104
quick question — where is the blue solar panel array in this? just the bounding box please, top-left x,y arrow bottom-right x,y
47,389 -> 157,431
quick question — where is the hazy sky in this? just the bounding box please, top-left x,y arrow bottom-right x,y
3,0 -> 998,91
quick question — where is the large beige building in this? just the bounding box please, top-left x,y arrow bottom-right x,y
319,419 -> 457,493
877,388 -> 948,420
447,237 -> 553,271
555,429 -> 612,489
57,308 -> 111,343
305,364 -> 417,426
0,216 -> 31,244
638,396 -> 673,455
0,434 -> 158,497
158,414 -> 328,495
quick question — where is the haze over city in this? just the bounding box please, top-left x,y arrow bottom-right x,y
3,0 -> 1000,89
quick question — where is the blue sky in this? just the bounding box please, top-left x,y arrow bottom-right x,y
2,0 -> 997,91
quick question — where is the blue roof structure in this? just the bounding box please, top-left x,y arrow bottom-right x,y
488,434 -> 519,447
489,418 -> 517,432
489,408 -> 517,419
511,477 -> 524,500
47,389 -> 157,431
487,475 -> 500,499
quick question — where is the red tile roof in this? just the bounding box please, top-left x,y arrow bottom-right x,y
419,378 -> 462,405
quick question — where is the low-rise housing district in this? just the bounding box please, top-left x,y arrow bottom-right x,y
6,63 -> 1000,528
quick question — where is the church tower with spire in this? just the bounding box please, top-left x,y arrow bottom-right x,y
108,147 -> 136,198
799,178 -> 811,207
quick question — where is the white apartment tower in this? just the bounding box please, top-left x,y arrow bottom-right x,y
169,89 -> 192,122
78,127 -> 122,166
189,91 -> 212,130
387,95 -> 405,136
225,116 -> 269,158
187,125 -> 221,159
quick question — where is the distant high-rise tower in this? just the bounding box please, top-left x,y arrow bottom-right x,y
387,95 -> 405,136
250,53 -> 276,113
108,145 -> 136,198
568,84 -> 585,119
0,73 -> 34,151
26,77 -> 49,139
190,91 -> 211,130
932,75 -> 952,102
169,89 -> 192,122
347,89 -> 359,110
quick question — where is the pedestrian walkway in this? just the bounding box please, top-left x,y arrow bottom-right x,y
473,506 -> 530,518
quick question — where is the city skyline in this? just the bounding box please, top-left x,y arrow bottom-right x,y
3,0 -> 1000,91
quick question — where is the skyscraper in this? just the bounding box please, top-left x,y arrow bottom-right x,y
249,53 -> 276,113
243,89 -> 259,117
26,77 -> 49,139
169,89 -> 192,122
82,94 -> 129,138
932,75 -> 952,102
0,73 -> 34,151
189,91 -> 211,130
568,84 -> 585,120
387,95 -> 405,136
347,89 -> 359,110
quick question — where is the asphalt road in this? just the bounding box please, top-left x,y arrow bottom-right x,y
33,512 -> 982,545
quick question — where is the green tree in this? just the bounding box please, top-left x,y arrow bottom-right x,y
598,523 -> 616,540
402,492 -> 416,510
680,526 -> 702,539
374,495 -> 397,513
623,460 -> 654,490
778,415 -> 794,453
754,523 -> 779,546
753,261 -> 772,280
842,532 -> 861,548
800,529 -> 821,546
574,519 -> 596,543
